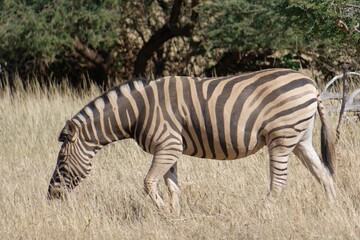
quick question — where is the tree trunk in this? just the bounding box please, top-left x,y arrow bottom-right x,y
133,0 -> 199,77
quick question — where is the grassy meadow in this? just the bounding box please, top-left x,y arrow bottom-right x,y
0,82 -> 359,239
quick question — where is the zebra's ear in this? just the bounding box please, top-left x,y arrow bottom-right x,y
58,120 -> 77,142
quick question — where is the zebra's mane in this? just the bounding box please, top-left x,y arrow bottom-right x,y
116,78 -> 148,94
70,78 -> 148,129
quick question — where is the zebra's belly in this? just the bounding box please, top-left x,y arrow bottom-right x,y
181,133 -> 266,160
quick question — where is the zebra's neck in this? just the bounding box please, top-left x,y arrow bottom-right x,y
71,80 -> 147,146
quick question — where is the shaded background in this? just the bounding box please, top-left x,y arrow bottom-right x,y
0,0 -> 359,90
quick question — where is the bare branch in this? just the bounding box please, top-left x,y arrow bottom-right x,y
355,23 -> 360,33
345,3 -> 360,9
336,68 -> 348,142
321,70 -> 360,141
336,19 -> 350,33
73,36 -> 105,67
345,88 -> 360,112
320,72 -> 360,100
72,36 -> 113,87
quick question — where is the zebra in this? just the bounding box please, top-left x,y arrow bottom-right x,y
48,68 -> 336,212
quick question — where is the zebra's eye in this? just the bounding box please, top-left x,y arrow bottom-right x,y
72,177 -> 81,187
58,154 -> 67,162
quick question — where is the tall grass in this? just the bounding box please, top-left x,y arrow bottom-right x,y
0,79 -> 359,239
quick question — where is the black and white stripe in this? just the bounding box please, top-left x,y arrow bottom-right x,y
48,68 -> 336,210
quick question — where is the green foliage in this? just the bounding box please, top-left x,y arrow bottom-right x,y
199,0 -> 284,52
199,0 -> 359,54
0,0 -> 123,66
281,53 -> 300,70
274,0 -> 359,47
0,0 -> 358,87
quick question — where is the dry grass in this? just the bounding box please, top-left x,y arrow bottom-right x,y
0,83 -> 359,240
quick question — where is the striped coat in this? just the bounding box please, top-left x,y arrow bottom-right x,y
48,69 -> 336,211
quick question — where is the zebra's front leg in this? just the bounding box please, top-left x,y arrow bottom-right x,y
164,162 -> 180,214
144,153 -> 179,211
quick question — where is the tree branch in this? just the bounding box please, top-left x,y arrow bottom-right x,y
133,0 -> 199,77
169,0 -> 183,26
72,36 -> 112,87
73,36 -> 105,66
336,67 -> 348,142
336,19 -> 350,33
355,23 -> 360,33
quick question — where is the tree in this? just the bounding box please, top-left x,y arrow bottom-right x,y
197,0 -> 359,76
273,0 -> 359,76
133,0 -> 199,77
0,0 -> 201,88
0,0 -> 124,87
0,0 -> 358,90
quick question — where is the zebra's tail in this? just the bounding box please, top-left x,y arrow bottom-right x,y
317,95 -> 336,175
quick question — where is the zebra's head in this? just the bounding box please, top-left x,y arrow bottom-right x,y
48,120 -> 93,200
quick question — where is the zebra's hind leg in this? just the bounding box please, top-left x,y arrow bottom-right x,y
293,135 -> 336,202
266,139 -> 297,204
164,162 -> 180,214
144,153 -> 179,211
266,155 -> 290,204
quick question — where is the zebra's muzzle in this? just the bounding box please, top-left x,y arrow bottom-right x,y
47,185 -> 69,201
